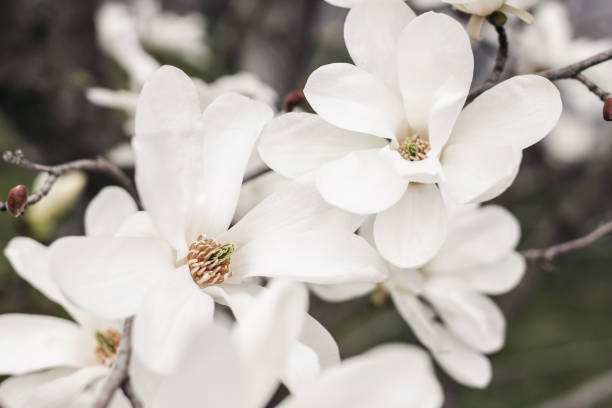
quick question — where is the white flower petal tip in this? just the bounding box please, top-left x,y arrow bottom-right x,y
467,15 -> 485,41
500,4 -> 534,24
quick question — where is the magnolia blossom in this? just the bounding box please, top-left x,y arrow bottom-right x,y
51,66 -> 388,377
312,204 -> 525,388
517,1 -> 612,165
0,189 -> 138,407
132,280 -> 444,408
260,2 -> 561,269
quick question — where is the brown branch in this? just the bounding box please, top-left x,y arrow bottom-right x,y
573,73 -> 610,102
94,317 -> 141,408
0,150 -> 141,213
467,24 -> 508,104
522,218 -> 612,264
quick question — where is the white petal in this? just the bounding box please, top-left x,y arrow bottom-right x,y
300,314 -> 341,370
425,278 -> 505,353
185,93 -> 273,241
145,324 -> 247,408
0,368 -> 77,407
282,343 -> 320,393
259,112 -> 386,179
324,0 -> 364,7
225,176 -> 365,246
380,146 -> 444,183
84,187 -> 138,237
50,236 -> 173,319
135,65 -> 200,136
133,269 -> 215,373
430,323 -> 492,388
374,183 -> 447,268
0,366 -> 109,408
310,282 -> 376,302
425,205 -> 521,273
317,149 -> 409,215
233,280 -> 308,408
397,12 -> 473,140
232,230 -> 389,284
304,63 -> 406,139
388,286 -> 445,351
279,344 -> 443,408
344,0 -> 415,89
449,75 -> 562,150
450,252 -> 526,295
0,314 -> 91,375
234,172 -> 289,222
441,143 -> 522,204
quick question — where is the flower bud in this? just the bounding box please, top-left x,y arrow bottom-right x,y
603,98 -> 612,121
487,11 -> 507,26
283,89 -> 306,112
6,185 -> 28,217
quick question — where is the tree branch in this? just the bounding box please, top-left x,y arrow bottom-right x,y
93,317 -> 141,408
573,73 -> 610,102
535,370 -> 612,408
467,24 -> 508,104
522,218 -> 612,264
0,150 -> 141,213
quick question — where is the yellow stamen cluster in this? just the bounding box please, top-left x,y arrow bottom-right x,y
398,135 -> 430,161
187,235 -> 235,288
94,329 -> 121,367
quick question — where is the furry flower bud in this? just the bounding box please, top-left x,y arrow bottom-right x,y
6,185 -> 28,217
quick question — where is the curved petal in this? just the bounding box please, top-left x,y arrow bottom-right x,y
0,368 -> 77,408
0,366 -> 109,408
441,143 -> 522,204
310,282 -> 376,302
448,75 -> 562,150
224,176 -> 365,246
185,93 -> 274,242
380,146 -> 444,183
300,315 -> 341,370
398,12 -> 473,140
425,205 -> 521,273
232,231 -> 389,284
374,183 -> 448,268
304,63 -> 406,139
449,252 -> 526,295
50,236 -> 174,320
316,149 -> 409,215
430,324 -> 492,388
133,269 -> 215,373
258,112 -> 386,179
0,314 -> 91,375
233,280 -> 309,408
425,278 -> 505,353
345,0 -> 415,89
279,344 -> 443,408
85,187 -> 138,237
234,172 -> 289,222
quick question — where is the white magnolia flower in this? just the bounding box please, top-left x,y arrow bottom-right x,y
443,0 -> 534,39
133,280 -> 444,408
517,1 -> 612,165
260,3 -> 561,269
0,188 -> 138,407
51,66 -> 388,376
312,204 -> 525,388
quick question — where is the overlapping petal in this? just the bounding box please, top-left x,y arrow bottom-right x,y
84,186 -> 138,237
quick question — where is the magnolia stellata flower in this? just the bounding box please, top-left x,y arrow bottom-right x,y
517,1 -> 612,165
259,2 -> 561,269
50,66 -> 388,377
132,280 -> 444,408
312,204 -> 524,388
0,188 -> 138,407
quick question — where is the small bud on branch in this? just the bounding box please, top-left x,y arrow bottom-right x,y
6,185 -> 28,217
604,98 -> 612,121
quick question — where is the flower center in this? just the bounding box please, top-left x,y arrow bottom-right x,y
187,235 -> 235,288
397,135 -> 430,161
94,329 -> 121,367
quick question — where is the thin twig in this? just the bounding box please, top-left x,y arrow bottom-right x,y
94,317 -> 140,408
467,24 -> 508,104
522,218 -> 612,263
573,73 -> 610,102
0,150 -> 141,212
535,370 -> 612,408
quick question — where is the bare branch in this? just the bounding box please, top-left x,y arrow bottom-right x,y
535,370 -> 612,408
522,218 -> 612,264
93,317 -> 141,408
0,150 -> 141,213
573,73 -> 610,102
539,48 -> 612,81
467,24 -> 509,104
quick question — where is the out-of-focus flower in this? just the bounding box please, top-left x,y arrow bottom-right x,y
132,280 -> 443,408
0,187 -> 137,408
50,66 -> 387,376
260,3 -> 560,270
517,1 -> 612,165
25,172 -> 87,239
312,204 -> 525,388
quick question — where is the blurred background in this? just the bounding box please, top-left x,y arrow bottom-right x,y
1,0 -> 612,406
